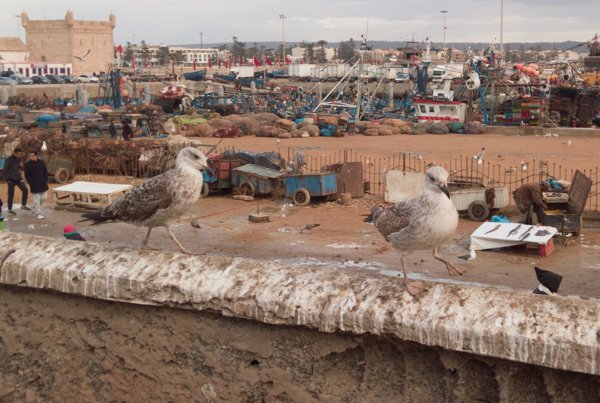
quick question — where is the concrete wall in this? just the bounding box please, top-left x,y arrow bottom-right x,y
2,285 -> 599,402
1,232 -> 599,401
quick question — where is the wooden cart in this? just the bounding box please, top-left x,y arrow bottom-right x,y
46,155 -> 75,184
283,173 -> 338,206
231,164 -> 285,197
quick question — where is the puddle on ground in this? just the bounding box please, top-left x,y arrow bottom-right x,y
325,243 -> 361,249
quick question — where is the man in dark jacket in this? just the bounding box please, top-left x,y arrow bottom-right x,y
24,150 -> 49,219
121,119 -> 132,141
4,147 -> 29,215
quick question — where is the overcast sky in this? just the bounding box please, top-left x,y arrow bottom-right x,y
1,0 -> 598,46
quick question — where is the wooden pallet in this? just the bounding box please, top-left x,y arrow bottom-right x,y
52,181 -> 132,211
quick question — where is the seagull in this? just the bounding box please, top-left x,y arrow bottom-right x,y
521,161 -> 529,172
82,147 -> 209,254
473,147 -> 485,164
562,140 -> 571,146
365,166 -> 462,296
505,167 -> 517,175
73,49 -> 91,62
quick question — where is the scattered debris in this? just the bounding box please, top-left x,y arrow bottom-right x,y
300,223 -> 320,233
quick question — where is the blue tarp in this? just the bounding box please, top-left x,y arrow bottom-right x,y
79,105 -> 98,113
35,114 -> 59,128
319,124 -> 336,137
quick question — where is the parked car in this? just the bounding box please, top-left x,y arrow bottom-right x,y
45,74 -> 65,84
60,75 -> 77,83
31,75 -> 51,84
77,74 -> 99,83
12,74 -> 33,85
0,77 -> 13,85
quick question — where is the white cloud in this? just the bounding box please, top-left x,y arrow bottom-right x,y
0,0 -> 597,44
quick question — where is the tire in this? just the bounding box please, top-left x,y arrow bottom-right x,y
201,182 -> 210,198
238,182 -> 255,197
54,167 -> 70,184
293,188 -> 311,206
467,200 -> 490,222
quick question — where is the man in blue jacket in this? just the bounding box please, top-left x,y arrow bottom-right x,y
24,150 -> 49,219
4,147 -> 29,215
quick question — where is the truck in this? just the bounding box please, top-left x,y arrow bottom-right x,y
431,64 -> 465,83
288,63 -> 317,81
229,66 -> 255,78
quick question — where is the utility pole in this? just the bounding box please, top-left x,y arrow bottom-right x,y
500,0 -> 504,57
441,10 -> 448,51
279,14 -> 287,66
200,31 -> 203,48
14,15 -> 21,41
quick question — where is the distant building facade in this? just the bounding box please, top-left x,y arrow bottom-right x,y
0,38 -> 28,63
21,10 -> 116,75
291,46 -> 336,62
169,47 -> 219,65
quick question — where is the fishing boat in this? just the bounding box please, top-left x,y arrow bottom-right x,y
267,69 -> 289,79
413,98 -> 467,123
213,73 -> 237,84
213,73 -> 265,88
183,69 -> 206,81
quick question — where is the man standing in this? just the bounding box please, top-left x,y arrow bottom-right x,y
121,119 -> 132,141
24,150 -> 49,219
4,147 -> 29,215
109,118 -> 117,139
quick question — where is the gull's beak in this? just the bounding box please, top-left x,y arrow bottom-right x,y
439,183 -> 451,199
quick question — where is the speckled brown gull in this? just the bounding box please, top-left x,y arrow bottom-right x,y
367,166 -> 462,295
82,147 -> 209,254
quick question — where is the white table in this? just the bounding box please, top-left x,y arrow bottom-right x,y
52,181 -> 132,210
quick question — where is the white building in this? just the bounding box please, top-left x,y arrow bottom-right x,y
0,38 -> 29,63
169,47 -> 219,65
0,62 -> 73,77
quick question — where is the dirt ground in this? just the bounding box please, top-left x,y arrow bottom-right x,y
210,132 -> 598,172
2,133 -> 600,298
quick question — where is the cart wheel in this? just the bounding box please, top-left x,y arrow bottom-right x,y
293,188 -> 311,206
201,182 -> 210,198
239,182 -> 255,197
467,201 -> 490,221
54,168 -> 70,184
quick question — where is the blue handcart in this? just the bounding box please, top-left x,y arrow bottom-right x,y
283,172 -> 338,206
231,164 -> 286,197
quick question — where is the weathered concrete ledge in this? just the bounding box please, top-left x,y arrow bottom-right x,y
1,232 -> 599,376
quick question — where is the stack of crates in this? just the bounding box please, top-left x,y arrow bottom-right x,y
499,98 -> 544,126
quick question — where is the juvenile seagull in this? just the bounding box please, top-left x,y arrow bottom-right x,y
82,147 -> 208,254
73,49 -> 91,61
366,166 -> 462,295
473,147 -> 486,165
